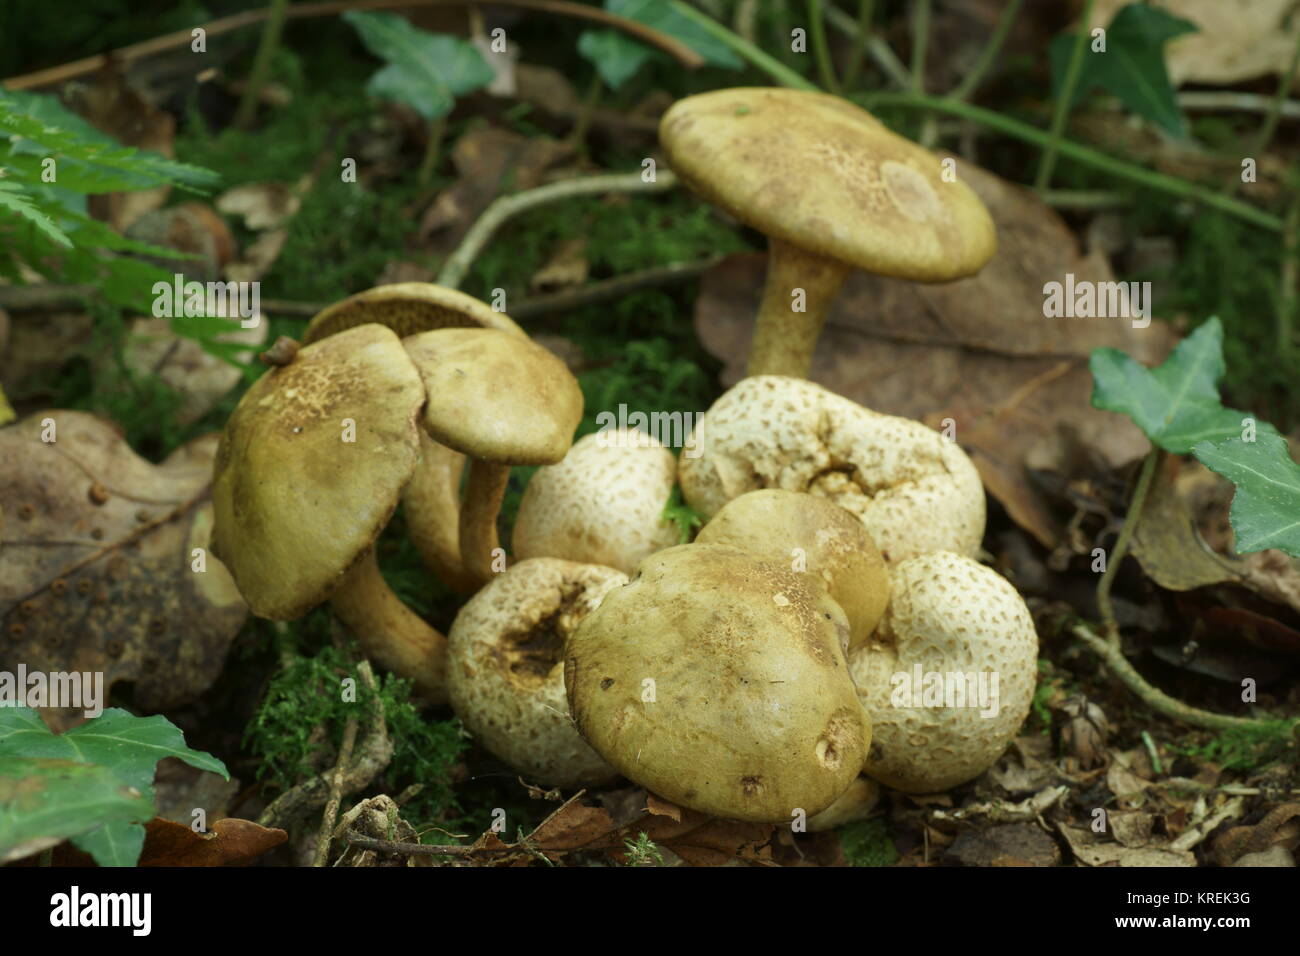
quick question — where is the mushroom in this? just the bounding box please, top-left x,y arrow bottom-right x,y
512,427 -> 680,574
849,550 -> 1038,793
695,489 -> 889,648
211,323 -> 450,700
447,557 -> 627,787
806,776 -> 881,832
565,542 -> 869,822
303,282 -> 527,595
402,327 -> 584,588
660,88 -> 996,378
679,376 -> 985,564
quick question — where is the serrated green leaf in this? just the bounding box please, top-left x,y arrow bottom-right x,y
0,757 -> 155,863
0,707 -> 228,796
578,29 -> 654,91
1049,2 -> 1196,136
343,11 -> 494,121
1193,431 -> 1300,557
1090,317 -> 1274,454
0,181 -> 71,247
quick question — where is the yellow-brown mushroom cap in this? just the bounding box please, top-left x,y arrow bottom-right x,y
302,282 -> 524,344
659,88 -> 996,281
402,327 -> 583,465
211,323 -> 423,619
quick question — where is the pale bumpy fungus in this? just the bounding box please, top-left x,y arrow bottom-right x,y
696,489 -> 890,648
402,327 -> 583,588
680,376 -> 985,563
850,551 -> 1038,793
565,543 -> 869,822
447,558 -> 627,787
211,324 -> 450,701
512,428 -> 680,574
806,776 -> 881,832
660,88 -> 996,377
303,283 -> 526,595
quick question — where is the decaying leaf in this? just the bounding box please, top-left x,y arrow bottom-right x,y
694,161 -> 1177,548
215,182 -> 302,231
945,822 -> 1060,866
137,817 -> 286,866
1058,823 -> 1196,867
1213,803 -> 1300,866
0,411 -> 246,728
529,237 -> 589,292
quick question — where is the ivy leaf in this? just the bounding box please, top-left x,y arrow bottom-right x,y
1193,431 -> 1300,557
578,0 -> 742,91
578,29 -> 654,91
343,10 -> 494,121
1090,317 -> 1274,454
0,757 -> 155,865
1050,2 -> 1196,136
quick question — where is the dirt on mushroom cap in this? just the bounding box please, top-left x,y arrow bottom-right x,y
447,557 -> 626,788
680,376 -> 986,563
564,543 -> 869,822
660,88 -> 996,281
211,323 -> 424,620
851,550 -> 1039,793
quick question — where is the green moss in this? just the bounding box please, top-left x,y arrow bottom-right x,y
1169,719 -> 1300,773
839,817 -> 898,867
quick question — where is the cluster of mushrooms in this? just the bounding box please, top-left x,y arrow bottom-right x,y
211,88 -> 1039,828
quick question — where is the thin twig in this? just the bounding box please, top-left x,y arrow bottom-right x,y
950,0 -> 1024,102
233,0 -> 290,129
840,0 -> 875,90
436,170 -> 678,289
1036,0 -> 1095,191
313,713 -> 359,867
1097,449 -> 1160,645
807,0 -> 840,94
1177,91 -> 1300,117
509,257 -> 720,320
1255,27 -> 1300,155
343,831 -> 507,855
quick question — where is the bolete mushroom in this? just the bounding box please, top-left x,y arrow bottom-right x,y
695,489 -> 889,648
679,376 -> 985,563
565,543 -> 869,822
447,557 -> 627,787
402,327 -> 584,588
850,550 -> 1038,792
512,427 -> 680,574
211,323 -> 450,701
660,88 -> 996,377
302,282 -> 527,595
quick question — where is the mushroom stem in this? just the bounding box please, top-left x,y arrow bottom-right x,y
402,431 -> 478,595
329,549 -> 449,705
747,237 -> 851,378
459,458 -> 510,587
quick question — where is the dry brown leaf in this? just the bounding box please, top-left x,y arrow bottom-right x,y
137,817 -> 286,866
1058,823 -> 1196,867
1213,803 -> 1300,866
945,822 -> 1060,866
0,411 -> 246,728
215,182 -> 301,231
694,162 -> 1177,548
529,237 -> 589,292
125,202 -> 237,280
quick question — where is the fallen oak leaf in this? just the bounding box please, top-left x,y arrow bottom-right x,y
137,817 -> 286,867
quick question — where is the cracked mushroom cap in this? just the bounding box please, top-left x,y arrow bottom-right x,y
211,323 -> 423,619
512,428 -> 680,574
850,551 -> 1038,793
448,558 -> 627,787
659,88 -> 995,281
302,282 -> 524,344
696,489 -> 890,648
402,327 -> 583,465
679,376 -> 985,564
565,543 -> 869,822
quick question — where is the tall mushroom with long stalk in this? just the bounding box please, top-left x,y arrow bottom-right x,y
659,88 -> 997,378
301,283 -> 527,595
402,327 -> 584,588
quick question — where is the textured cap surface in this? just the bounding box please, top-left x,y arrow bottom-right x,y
512,428 -> 679,574
679,376 -> 985,563
660,88 -> 996,280
403,327 -> 583,465
448,558 -> 626,787
302,282 -> 523,344
850,551 -> 1038,792
696,488 -> 890,646
211,324 -> 423,618
565,543 -> 868,822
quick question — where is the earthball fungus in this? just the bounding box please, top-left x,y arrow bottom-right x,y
565,543 -> 869,822
660,88 -> 996,377
448,558 -> 626,787
850,550 -> 1038,793
679,376 -> 985,563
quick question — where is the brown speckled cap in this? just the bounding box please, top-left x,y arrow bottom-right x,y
402,327 -> 583,466
660,88 -> 996,281
211,323 -> 424,619
302,282 -> 523,344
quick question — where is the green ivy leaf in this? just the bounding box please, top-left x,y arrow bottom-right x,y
578,29 -> 654,91
1090,317 -> 1275,454
0,757 -> 155,865
1193,431 -> 1300,557
1049,2 -> 1196,136
577,0 -> 742,91
343,11 -> 494,121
